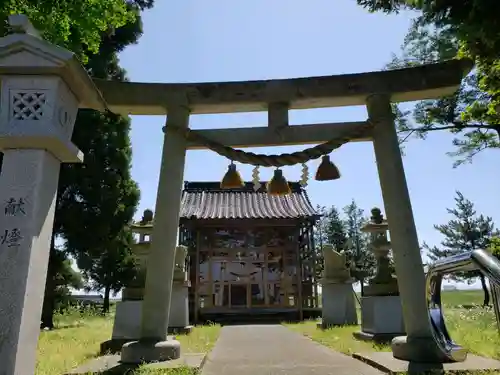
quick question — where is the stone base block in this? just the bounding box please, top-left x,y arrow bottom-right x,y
169,281 -> 190,328
121,339 -> 181,364
65,353 -> 205,374
101,330 -> 192,354
359,295 -> 404,336
352,351 -> 500,374
321,282 -> 357,326
391,335 -> 468,363
107,286 -> 190,354
111,300 -> 142,341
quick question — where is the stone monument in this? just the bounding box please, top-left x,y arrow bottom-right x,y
353,207 -> 405,342
0,15 -> 105,375
101,210 -> 192,353
318,244 -> 357,328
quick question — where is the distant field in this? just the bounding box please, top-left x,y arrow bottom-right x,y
440,289 -> 485,307
351,289 -> 486,307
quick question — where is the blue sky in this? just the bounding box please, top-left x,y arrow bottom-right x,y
118,0 -> 499,275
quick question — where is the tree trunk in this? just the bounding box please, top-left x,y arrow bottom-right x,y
480,274 -> 490,307
103,285 -> 111,314
360,278 -> 365,297
40,236 -> 57,330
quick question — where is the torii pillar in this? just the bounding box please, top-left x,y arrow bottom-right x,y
120,101 -> 190,363
367,94 -> 445,362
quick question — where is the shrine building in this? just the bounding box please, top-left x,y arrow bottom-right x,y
178,181 -> 321,323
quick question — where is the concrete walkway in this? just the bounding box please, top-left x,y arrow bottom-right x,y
201,325 -> 384,375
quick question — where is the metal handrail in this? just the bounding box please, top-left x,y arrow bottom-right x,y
425,249 -> 500,362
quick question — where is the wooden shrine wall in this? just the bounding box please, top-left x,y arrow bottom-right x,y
180,219 -> 320,321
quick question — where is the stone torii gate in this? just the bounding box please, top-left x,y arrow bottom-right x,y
0,15 -> 471,374
96,60 -> 471,363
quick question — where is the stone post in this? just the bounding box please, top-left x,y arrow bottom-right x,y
0,15 -> 105,375
318,245 -> 357,328
121,103 -> 190,364
367,94 -> 445,361
353,207 -> 405,341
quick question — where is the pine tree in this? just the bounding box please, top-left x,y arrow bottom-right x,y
324,206 -> 348,252
424,191 -> 499,306
342,200 -> 375,295
381,16 -> 499,166
313,205 -> 348,279
356,1 -> 500,152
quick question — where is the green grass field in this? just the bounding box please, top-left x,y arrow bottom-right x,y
37,289 -> 498,374
36,307 -> 220,375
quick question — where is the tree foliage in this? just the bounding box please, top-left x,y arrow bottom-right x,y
356,0 -> 500,61
0,0 -> 138,62
490,237 -> 500,259
55,0 -> 148,313
424,191 -> 499,305
342,201 -> 376,286
360,0 -> 500,151
77,230 -> 137,312
386,17 -> 500,166
41,238 -> 83,327
0,0 -> 151,324
61,109 -> 140,313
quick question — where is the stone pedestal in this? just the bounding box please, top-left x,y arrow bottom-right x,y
169,280 -> 191,330
354,296 -> 405,342
101,281 -> 193,354
318,280 -> 357,328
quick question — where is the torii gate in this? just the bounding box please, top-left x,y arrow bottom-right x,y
95,59 -> 471,363
0,15 -> 472,374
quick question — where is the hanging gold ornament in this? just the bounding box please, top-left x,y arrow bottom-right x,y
252,166 -> 261,191
267,169 -> 291,196
299,163 -> 309,187
315,155 -> 340,181
221,161 -> 245,189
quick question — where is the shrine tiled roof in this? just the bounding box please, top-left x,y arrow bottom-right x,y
180,182 -> 318,220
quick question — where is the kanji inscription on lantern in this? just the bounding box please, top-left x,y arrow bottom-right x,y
4,197 -> 26,216
0,228 -> 23,248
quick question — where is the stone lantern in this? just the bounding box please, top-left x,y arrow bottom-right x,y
0,15 -> 106,375
353,207 -> 405,342
363,208 -> 399,296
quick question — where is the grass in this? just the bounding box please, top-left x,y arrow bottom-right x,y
35,307 -> 220,375
286,289 -> 500,373
36,289 -> 498,374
